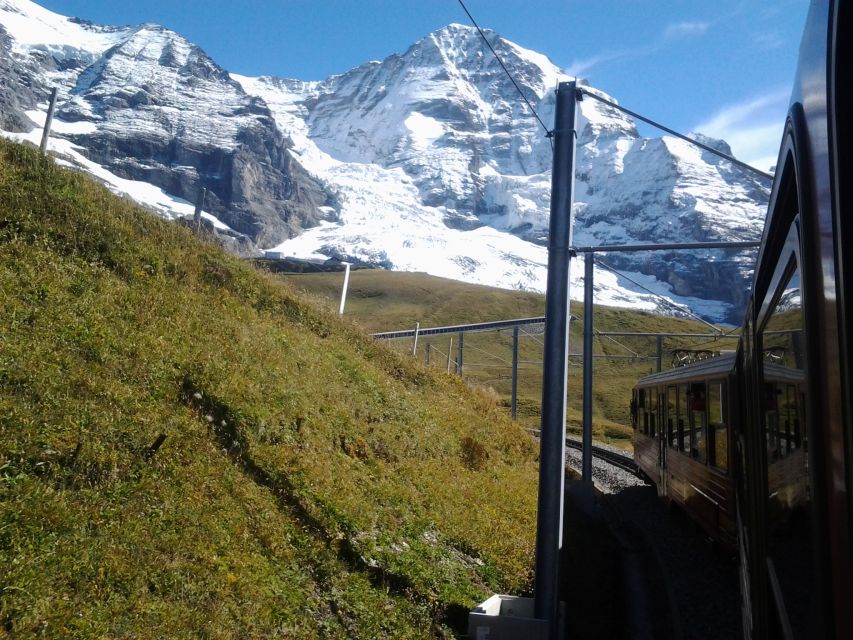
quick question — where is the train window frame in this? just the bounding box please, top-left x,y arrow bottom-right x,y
677,383 -> 688,454
755,214 -> 815,638
648,385 -> 658,438
708,378 -> 728,474
667,385 -> 677,449
756,223 -> 803,462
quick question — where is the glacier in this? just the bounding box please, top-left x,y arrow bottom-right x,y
0,1 -> 771,323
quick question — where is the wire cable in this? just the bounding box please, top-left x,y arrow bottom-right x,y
594,329 -> 641,357
464,343 -> 514,365
519,326 -> 546,348
595,258 -> 725,334
578,89 -> 774,181
457,0 -> 552,137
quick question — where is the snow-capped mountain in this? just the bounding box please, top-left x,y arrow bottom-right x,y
0,0 -> 770,322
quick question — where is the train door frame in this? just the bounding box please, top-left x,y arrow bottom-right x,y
658,387 -> 667,496
756,217 -> 807,639
746,90 -> 839,636
829,2 -> 853,624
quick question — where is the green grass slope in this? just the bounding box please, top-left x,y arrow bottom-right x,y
279,271 -> 738,447
0,140 -> 540,638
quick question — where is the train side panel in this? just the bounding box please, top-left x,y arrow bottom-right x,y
664,452 -> 736,545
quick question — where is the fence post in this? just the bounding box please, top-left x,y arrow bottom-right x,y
193,187 -> 207,231
39,87 -> 58,155
425,343 -> 431,366
447,337 -> 453,373
456,331 -> 464,376
412,322 -> 420,356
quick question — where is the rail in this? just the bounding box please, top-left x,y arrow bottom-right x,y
526,429 -> 641,476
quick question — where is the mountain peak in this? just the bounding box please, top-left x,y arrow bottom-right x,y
0,1 -> 770,323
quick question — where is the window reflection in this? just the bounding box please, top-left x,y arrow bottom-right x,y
760,262 -> 812,637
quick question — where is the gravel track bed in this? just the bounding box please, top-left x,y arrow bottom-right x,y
564,444 -> 646,494
602,486 -> 742,640
561,438 -> 740,639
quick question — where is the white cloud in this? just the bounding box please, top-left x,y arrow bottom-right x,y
566,51 -> 624,77
694,88 -> 791,170
664,21 -> 711,39
752,30 -> 786,51
565,19 -> 712,77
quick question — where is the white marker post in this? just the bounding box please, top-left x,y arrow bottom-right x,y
412,322 -> 420,356
338,262 -> 351,315
39,87 -> 58,155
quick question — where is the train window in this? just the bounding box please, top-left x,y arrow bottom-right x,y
631,390 -> 638,430
677,384 -> 688,453
649,387 -> 658,438
758,253 -> 812,637
708,380 -> 728,473
761,264 -> 806,472
667,386 -> 677,448
688,382 -> 707,463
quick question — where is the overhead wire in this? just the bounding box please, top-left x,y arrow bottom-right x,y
519,326 -> 546,347
464,343 -> 514,365
595,258 -> 725,334
456,0 -> 552,139
578,89 -> 774,181
594,329 -> 641,357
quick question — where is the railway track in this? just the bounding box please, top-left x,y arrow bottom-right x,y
525,428 -> 643,480
564,436 -> 640,476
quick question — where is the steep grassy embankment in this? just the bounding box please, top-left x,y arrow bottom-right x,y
279,270 -> 737,447
0,139 -> 540,638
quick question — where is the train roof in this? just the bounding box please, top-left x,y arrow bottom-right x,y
636,352 -> 737,387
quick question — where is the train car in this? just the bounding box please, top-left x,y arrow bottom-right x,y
632,354 -> 738,544
630,3 -> 851,636
734,0 -> 852,637
630,354 -> 812,549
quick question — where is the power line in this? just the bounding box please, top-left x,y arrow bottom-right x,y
594,329 -> 640,357
465,343 -> 513,365
595,258 -> 724,334
519,326 -> 546,348
456,0 -> 552,137
578,89 -> 774,181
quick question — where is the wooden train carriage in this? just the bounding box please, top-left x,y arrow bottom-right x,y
632,353 -> 738,545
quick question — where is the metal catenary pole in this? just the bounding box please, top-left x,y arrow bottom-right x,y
582,252 -> 594,482
534,80 -> 577,635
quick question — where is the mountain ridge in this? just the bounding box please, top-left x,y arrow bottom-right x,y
0,0 -> 770,322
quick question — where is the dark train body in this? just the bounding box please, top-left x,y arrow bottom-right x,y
631,1 -> 851,637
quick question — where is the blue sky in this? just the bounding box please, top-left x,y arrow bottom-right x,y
37,0 -> 809,171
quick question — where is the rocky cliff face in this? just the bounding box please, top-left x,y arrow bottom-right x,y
239,24 -> 769,321
0,1 -> 770,322
0,0 -> 333,248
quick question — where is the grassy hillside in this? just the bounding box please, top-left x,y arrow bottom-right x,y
0,139 -> 541,638
278,271 -> 739,446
